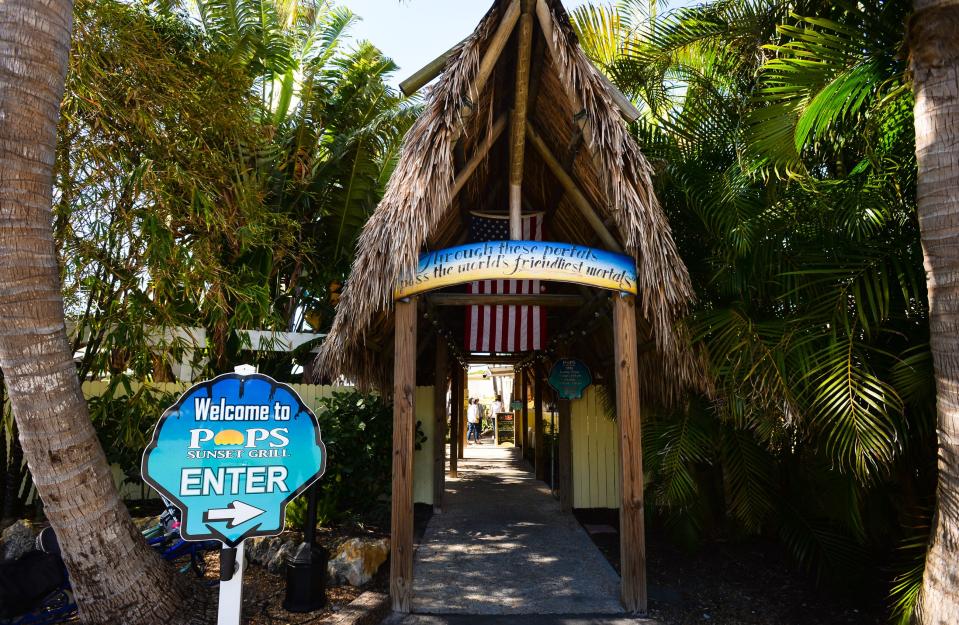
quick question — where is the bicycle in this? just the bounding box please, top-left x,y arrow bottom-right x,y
1,501 -> 219,625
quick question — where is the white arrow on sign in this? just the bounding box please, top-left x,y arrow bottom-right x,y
202,501 -> 266,528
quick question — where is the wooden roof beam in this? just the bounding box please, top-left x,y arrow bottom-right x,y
399,40 -> 464,97
534,0 -> 640,124
455,0 -> 521,140
526,121 -> 622,253
428,293 -> 585,308
451,114 -> 508,200
508,0 -> 535,239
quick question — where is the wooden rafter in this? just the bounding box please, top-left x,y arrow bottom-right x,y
455,0 -> 521,140
399,39 -> 464,97
451,114 -> 508,200
428,293 -> 585,307
526,121 -> 622,252
508,0 -> 535,239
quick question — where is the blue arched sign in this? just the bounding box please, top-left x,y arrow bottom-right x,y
142,374 -> 326,547
395,240 -> 638,300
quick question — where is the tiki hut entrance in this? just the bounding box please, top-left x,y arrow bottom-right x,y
316,0 -> 697,615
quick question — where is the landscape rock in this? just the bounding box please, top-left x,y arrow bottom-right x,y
267,540 -> 296,574
1,519 -> 37,561
247,536 -> 277,565
327,537 -> 389,587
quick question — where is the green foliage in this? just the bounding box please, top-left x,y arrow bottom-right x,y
57,0 -> 413,380
58,0 -> 289,379
286,390 -> 425,528
889,517 -> 930,625
86,381 -> 179,485
573,0 -> 936,613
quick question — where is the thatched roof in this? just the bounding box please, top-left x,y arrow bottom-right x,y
315,0 -> 701,400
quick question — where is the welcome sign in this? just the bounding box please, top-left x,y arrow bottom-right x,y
394,240 -> 638,300
142,373 -> 326,547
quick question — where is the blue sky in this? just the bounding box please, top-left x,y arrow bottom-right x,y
344,1 -> 693,88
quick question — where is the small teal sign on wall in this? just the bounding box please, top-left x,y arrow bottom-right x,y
142,373 -> 326,547
548,358 -> 593,400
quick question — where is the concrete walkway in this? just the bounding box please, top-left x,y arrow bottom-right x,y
412,443 -> 623,615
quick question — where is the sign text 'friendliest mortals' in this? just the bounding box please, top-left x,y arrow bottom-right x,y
394,240 -> 638,300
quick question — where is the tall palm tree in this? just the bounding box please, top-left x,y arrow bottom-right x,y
909,1 -> 959,622
573,0 -> 937,613
0,1 -> 209,624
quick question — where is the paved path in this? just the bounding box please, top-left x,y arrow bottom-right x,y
412,443 -> 623,615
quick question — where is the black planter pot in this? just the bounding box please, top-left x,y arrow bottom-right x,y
283,544 -> 329,613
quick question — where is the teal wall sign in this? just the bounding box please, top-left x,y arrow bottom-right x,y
142,373 -> 326,547
548,358 -> 593,400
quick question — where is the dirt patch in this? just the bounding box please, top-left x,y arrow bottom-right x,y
574,509 -> 887,625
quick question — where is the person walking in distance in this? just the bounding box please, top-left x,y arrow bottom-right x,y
467,398 -> 482,445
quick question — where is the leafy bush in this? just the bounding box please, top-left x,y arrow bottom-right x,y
87,381 -> 179,486
286,390 -> 425,529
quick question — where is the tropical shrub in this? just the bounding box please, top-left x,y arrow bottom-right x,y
286,390 -> 425,528
572,0 -> 934,617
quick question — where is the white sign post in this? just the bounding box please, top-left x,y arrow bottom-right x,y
217,543 -> 245,625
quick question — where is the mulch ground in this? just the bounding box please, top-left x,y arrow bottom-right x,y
216,524 -> 392,625
202,505 -> 433,625
574,509 -> 888,625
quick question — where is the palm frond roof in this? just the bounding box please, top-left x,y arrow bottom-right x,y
316,0 -> 700,398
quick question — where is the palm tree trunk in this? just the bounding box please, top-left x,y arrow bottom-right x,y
911,2 -> 959,623
0,1 -> 209,623
2,428 -> 23,523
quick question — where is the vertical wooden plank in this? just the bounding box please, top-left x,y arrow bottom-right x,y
571,396 -> 585,509
558,397 -> 572,513
450,365 -> 460,478
390,298 -> 417,613
590,390 -> 602,509
534,364 -> 545,480
613,294 -> 647,614
413,387 -> 435,505
433,341 -> 449,513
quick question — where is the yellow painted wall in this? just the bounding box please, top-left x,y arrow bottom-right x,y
413,386 -> 435,506
570,387 -> 621,509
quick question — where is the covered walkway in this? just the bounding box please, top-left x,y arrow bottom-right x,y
412,445 -> 623,615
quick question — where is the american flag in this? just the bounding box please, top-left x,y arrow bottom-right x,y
465,213 -> 546,353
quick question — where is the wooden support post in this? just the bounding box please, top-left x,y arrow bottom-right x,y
521,370 -> 530,450
516,368 -> 527,448
509,0 -> 534,239
390,298 -> 417,613
513,371 -> 522,446
558,398 -> 572,513
450,365 -> 460,478
613,294 -> 647,614
534,364 -> 546,481
459,368 -> 467,458
433,340 -> 449,513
